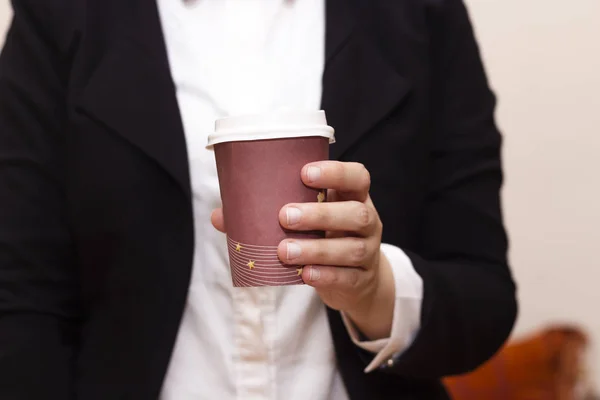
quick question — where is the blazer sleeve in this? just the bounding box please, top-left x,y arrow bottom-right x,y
383,0 -> 517,378
0,1 -> 78,398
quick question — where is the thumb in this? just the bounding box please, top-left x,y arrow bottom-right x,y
210,208 -> 226,233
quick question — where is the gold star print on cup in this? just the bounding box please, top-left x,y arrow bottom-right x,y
235,243 -> 242,252
317,191 -> 326,203
247,260 -> 255,270
296,267 -> 303,276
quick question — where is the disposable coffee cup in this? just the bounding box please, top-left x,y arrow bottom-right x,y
207,110 -> 335,287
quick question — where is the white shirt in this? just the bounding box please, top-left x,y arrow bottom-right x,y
156,1 -> 424,399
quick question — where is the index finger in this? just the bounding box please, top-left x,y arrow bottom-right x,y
301,161 -> 371,202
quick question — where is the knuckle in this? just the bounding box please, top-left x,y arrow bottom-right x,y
314,242 -> 328,260
356,203 -> 372,230
350,240 -> 368,265
328,270 -> 340,286
347,269 -> 360,289
358,164 -> 371,191
364,268 -> 376,287
315,204 -> 331,226
376,217 -> 383,232
332,162 -> 346,179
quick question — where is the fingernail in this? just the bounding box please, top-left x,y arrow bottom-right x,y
309,266 -> 320,282
286,207 -> 302,225
286,242 -> 302,260
306,166 -> 321,183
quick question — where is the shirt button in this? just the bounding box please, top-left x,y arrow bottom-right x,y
386,358 -> 395,367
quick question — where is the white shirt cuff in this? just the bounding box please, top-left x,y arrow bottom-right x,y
341,243 -> 423,372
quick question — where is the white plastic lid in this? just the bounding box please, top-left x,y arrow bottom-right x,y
206,110 -> 335,149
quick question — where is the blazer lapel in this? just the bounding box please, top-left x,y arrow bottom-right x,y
77,0 -> 191,198
78,0 -> 412,194
322,0 -> 412,160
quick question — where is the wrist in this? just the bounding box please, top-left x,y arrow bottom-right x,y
345,252 -> 396,340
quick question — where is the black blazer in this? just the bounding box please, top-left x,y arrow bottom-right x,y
0,0 -> 517,399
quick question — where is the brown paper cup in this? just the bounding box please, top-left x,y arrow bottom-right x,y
207,111 -> 335,287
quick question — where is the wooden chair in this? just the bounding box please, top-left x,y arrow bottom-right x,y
443,325 -> 591,400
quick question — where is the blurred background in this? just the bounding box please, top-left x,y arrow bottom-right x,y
1,0 -> 598,394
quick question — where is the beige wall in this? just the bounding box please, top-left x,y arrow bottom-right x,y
464,0 -> 600,387
1,0 -> 599,387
